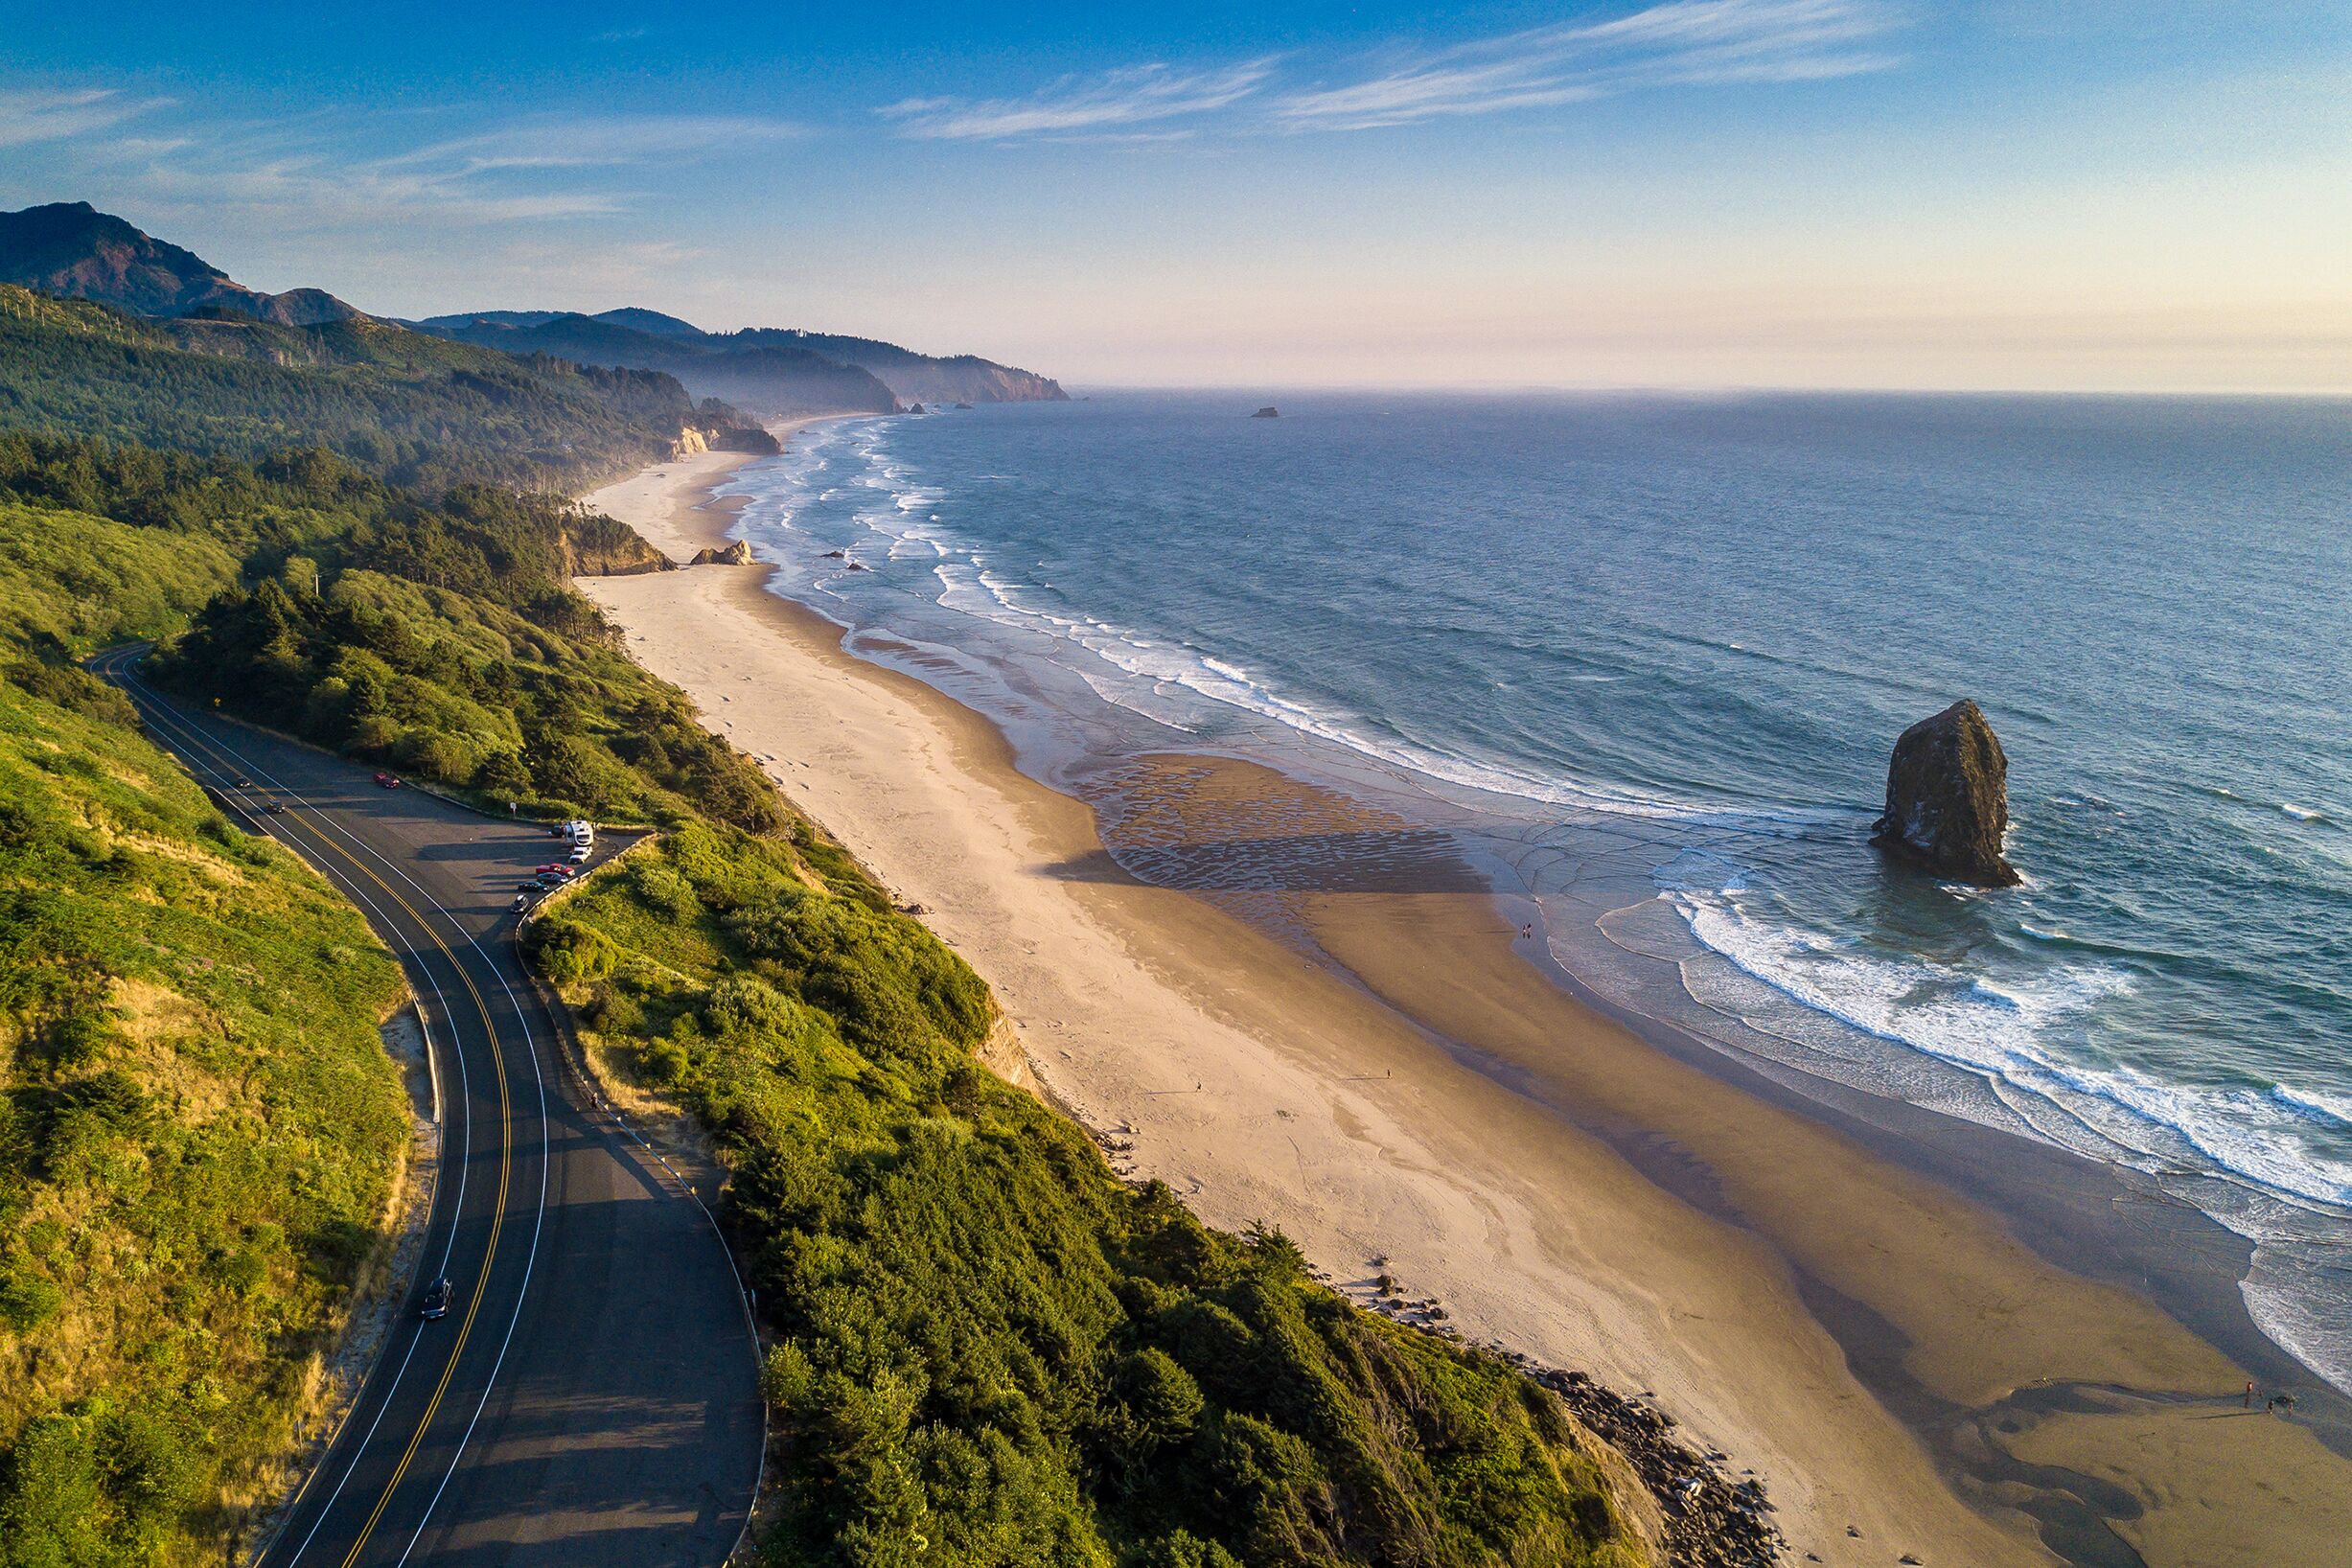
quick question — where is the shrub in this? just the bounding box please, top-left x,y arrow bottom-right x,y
0,1266 -> 61,1334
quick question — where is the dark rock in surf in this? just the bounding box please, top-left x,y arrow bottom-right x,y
1871,700 -> 2021,887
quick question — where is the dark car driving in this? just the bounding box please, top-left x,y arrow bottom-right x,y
420,1277 -> 452,1320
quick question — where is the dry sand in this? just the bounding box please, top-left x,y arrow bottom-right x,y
580,433 -> 2352,1567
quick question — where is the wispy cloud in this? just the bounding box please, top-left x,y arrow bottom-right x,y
133,157 -> 631,224
379,114 -> 804,175
61,108 -> 802,230
0,86 -> 171,149
1275,0 -> 1904,130
879,59 -> 1279,141
870,1 -> 1903,144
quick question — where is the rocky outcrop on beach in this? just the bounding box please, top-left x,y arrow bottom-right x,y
1872,699 -> 2020,886
1526,1366 -> 1785,1568
710,424 -> 781,454
689,540 -> 755,566
556,506 -> 675,577
668,426 -> 711,460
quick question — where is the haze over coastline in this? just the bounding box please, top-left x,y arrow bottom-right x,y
6,1 -> 2349,392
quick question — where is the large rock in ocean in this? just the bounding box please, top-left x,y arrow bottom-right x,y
1871,700 -> 2021,886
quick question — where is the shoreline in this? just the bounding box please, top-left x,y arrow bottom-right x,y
580,429 -> 2352,1567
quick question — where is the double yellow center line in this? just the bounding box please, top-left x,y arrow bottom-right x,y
109,657 -> 517,1568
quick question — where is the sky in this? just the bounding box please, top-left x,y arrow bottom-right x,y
2,1 -> 2347,391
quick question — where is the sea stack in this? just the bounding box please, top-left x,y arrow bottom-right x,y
1871,699 -> 2021,886
688,540 -> 755,566
1252,405 -> 1280,419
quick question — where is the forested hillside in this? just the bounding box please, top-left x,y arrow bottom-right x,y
0,434 -> 778,833
0,285 -> 751,493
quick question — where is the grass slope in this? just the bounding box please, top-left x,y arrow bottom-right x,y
0,675 -> 410,1568
0,500 -> 239,656
535,823 -> 1652,1568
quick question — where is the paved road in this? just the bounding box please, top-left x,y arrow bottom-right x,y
95,650 -> 763,1568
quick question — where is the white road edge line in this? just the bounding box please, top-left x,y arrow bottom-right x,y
103,658 -> 478,1568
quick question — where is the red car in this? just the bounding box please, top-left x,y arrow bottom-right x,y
535,864 -> 577,879
373,772 -> 402,789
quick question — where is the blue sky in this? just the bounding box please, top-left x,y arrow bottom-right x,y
2,1 -> 2346,389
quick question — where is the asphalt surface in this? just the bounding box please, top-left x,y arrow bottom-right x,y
94,649 -> 763,1568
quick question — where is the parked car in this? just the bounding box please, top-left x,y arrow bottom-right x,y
420,1278 -> 452,1320
535,864 -> 575,879
566,845 -> 591,864
516,881 -> 544,894
373,772 -> 402,789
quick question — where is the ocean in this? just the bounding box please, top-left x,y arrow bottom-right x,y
720,389 -> 2352,1394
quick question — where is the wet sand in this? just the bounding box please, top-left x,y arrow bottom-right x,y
579,436 -> 2352,1567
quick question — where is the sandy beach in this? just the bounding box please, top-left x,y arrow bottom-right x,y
580,431 -> 2352,1567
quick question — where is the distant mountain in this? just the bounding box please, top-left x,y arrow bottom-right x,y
417,311 -> 1068,408
415,307 -> 705,339
415,312 -> 901,418
737,329 -> 1067,406
0,200 -> 1067,427
588,307 -> 704,338
0,201 -> 362,327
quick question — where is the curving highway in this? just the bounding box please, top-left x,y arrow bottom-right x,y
95,649 -> 763,1568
